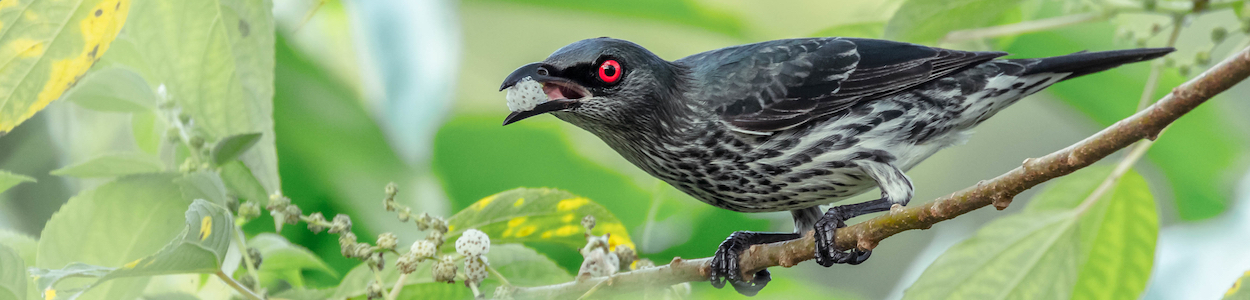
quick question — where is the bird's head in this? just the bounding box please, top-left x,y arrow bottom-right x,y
499,37 -> 685,127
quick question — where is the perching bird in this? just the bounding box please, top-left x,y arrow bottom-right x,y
498,37 -> 1172,296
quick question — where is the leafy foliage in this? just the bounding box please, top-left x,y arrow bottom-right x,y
35,197 -> 232,299
0,0 -> 131,133
246,233 -> 336,288
1227,271 -> 1250,300
884,0 -> 1027,44
0,170 -> 34,194
0,244 -> 24,300
904,167 -> 1157,300
448,188 -> 636,256
49,153 -> 163,178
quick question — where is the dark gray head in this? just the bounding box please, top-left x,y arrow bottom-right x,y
499,37 -> 687,129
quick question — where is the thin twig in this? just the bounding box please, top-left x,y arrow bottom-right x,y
386,273 -> 408,300
487,263 -> 513,287
233,228 -> 262,290
216,270 -> 264,300
941,13 -> 1107,44
510,45 -> 1250,299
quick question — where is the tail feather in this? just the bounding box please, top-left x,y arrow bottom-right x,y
1016,47 -> 1175,80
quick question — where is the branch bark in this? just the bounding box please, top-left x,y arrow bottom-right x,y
512,45 -> 1250,299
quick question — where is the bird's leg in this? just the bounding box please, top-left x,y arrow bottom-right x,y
710,231 -> 800,295
814,160 -> 913,267
813,199 -> 892,266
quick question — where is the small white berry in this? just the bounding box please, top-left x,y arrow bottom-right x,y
505,78 -> 547,112
456,229 -> 490,257
464,256 -> 489,285
432,255 -> 458,283
410,240 -> 436,260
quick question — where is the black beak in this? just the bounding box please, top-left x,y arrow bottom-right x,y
500,62 -> 583,126
502,99 -> 579,125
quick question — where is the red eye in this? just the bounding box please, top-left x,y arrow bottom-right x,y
598,60 -> 621,83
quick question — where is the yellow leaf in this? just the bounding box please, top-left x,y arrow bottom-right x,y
0,0 -> 131,133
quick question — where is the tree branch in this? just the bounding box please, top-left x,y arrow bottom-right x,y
512,45 -> 1250,299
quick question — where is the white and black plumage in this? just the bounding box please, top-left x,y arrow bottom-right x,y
499,37 -> 1172,296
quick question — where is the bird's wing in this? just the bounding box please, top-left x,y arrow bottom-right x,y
679,38 -> 1006,134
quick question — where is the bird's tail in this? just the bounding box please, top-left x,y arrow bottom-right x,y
1015,47 -> 1176,80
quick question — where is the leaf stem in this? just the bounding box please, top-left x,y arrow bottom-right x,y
233,227 -> 263,290
487,263 -> 512,286
216,270 -> 264,300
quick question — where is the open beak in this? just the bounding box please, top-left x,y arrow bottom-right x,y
499,62 -> 588,126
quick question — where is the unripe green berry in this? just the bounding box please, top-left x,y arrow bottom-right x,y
247,247 -> 263,269
238,202 -> 261,221
1212,27 -> 1228,43
464,256 -> 488,285
366,280 -> 384,299
410,240 -> 436,260
1195,51 -> 1212,65
397,251 -> 420,274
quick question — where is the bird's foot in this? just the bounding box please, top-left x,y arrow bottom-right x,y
813,205 -> 872,267
709,231 -> 797,296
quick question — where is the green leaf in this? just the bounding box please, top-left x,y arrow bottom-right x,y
465,0 -> 747,38
31,200 -> 233,300
447,188 -> 635,252
0,0 -> 131,133
176,171 -> 231,207
1006,26 -> 1245,221
810,21 -> 886,38
112,0 -> 280,193
1226,270 -> 1250,300
36,174 -> 198,300
331,244 -> 563,299
50,153 -> 164,178
141,293 -> 200,300
904,167 -> 1157,300
218,160 -> 268,204
0,170 -> 35,194
0,245 -> 25,300
270,288 -> 333,300
210,132 -> 262,166
247,233 -> 336,288
0,229 -> 36,267
131,111 -> 161,155
884,0 -> 1027,44
61,66 -> 156,113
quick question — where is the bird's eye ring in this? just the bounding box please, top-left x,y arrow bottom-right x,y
536,67 -> 549,76
598,60 -> 621,83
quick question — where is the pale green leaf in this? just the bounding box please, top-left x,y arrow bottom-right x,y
50,153 -> 163,178
884,0 -> 1027,44
31,200 -> 233,300
131,111 -> 161,154
36,174 -> 194,300
0,170 -> 34,194
141,293 -> 200,300
61,66 -> 155,112
218,160 -> 267,204
331,244 -> 562,299
0,229 -> 36,267
247,233 -> 336,288
904,167 -> 1157,300
0,245 -> 25,300
176,171 -> 230,207
270,288 -> 333,300
210,132 -> 261,166
1225,270 -> 1250,300
112,0 -> 279,193
447,188 -> 635,252
0,0 -> 131,133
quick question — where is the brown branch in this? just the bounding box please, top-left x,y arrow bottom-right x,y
512,45 -> 1250,299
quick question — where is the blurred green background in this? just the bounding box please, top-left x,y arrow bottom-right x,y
2,0 -> 1249,299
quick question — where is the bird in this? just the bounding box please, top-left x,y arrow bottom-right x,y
498,36 -> 1172,296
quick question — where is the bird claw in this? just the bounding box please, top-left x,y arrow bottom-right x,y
710,232 -> 772,296
813,207 -> 872,267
